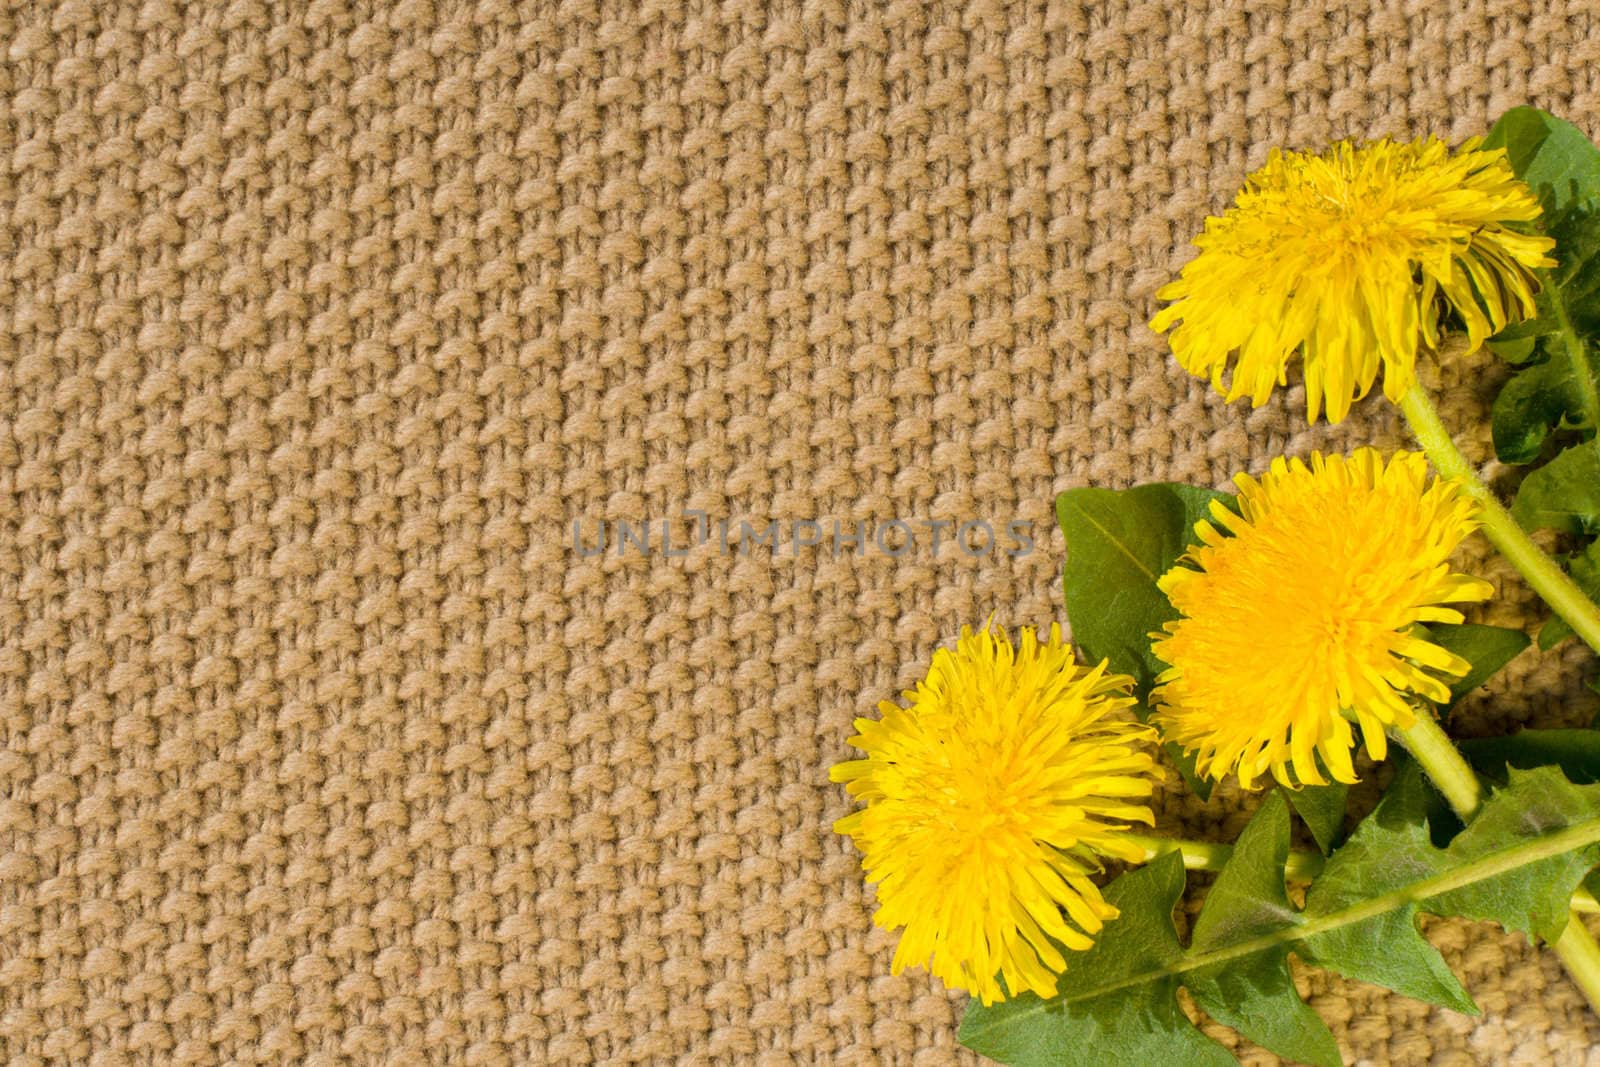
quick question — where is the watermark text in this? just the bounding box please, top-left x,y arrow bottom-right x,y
571,511 -> 1034,559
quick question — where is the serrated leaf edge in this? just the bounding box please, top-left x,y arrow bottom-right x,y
960,812 -> 1600,1040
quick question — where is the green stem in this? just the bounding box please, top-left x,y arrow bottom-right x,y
1121,831 -> 1325,882
1393,712 -> 1483,817
1551,289 -> 1600,432
1121,830 -> 1600,912
1394,711 -> 1600,1015
996,815 -> 1600,1017
1397,374 -> 1600,1012
1398,379 -> 1600,655
1556,920 -> 1600,999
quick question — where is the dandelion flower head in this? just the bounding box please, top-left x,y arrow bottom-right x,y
831,622 -> 1160,1005
1151,449 -> 1492,789
1151,138 -> 1554,423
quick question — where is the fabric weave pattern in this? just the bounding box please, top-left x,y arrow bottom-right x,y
2,1 -> 1598,1063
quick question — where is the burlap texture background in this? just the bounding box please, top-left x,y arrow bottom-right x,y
4,0 -> 1600,1063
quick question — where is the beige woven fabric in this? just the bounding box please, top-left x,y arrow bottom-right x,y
4,0 -> 1600,1063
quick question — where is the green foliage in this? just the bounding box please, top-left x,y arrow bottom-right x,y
1509,441 -> 1600,648
1484,107 -> 1600,212
1483,108 -> 1600,654
1460,728 -> 1600,785
1056,484 -> 1232,799
1285,782 -> 1349,854
956,853 -> 1237,1067
1538,541 -> 1600,648
1420,772 -> 1600,944
1288,766 -> 1478,1013
1477,176 -> 1600,462
1483,200 -> 1600,461
1512,440 -> 1600,536
1185,795 -> 1344,1067
1480,109 -> 1600,462
1056,484 -> 1230,697
1424,622 -> 1532,702
959,768 -> 1600,1066
1488,330 -> 1600,463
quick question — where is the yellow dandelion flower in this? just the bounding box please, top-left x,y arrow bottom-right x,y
1151,449 -> 1493,789
1151,138 -> 1555,423
831,622 -> 1160,1006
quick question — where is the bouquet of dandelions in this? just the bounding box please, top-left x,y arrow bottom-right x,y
831,108 -> 1600,1065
